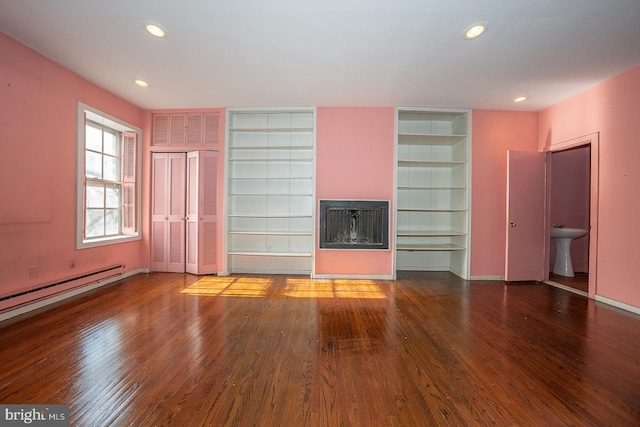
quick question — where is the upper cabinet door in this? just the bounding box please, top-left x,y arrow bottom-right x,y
203,113 -> 220,147
152,113 -> 187,146
505,150 -> 546,281
170,114 -> 186,145
186,114 -> 203,146
152,112 -> 222,147
152,114 -> 170,146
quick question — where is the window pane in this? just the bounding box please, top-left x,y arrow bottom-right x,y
86,209 -> 104,238
103,155 -> 118,181
105,184 -> 120,208
104,130 -> 118,156
86,123 -> 102,152
105,209 -> 120,235
86,151 -> 102,178
86,182 -> 105,208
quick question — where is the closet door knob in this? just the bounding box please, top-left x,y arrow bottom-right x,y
509,222 -> 517,227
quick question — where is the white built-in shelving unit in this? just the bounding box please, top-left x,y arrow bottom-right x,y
225,108 -> 315,275
395,108 -> 471,278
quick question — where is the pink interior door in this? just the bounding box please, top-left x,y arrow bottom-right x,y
151,154 -> 168,272
185,151 -> 218,275
185,153 -> 199,274
151,153 -> 186,273
505,150 -> 546,281
198,151 -> 218,275
166,154 -> 187,273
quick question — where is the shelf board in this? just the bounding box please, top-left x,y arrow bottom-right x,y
229,158 -> 313,162
397,186 -> 466,190
396,230 -> 466,237
398,160 -> 466,167
398,133 -> 467,145
230,144 -> 314,150
397,243 -> 466,251
228,213 -> 312,218
229,231 -> 312,236
228,251 -> 312,257
398,112 -> 467,122
397,208 -> 467,212
229,192 -> 313,196
229,176 -> 313,180
230,127 -> 313,133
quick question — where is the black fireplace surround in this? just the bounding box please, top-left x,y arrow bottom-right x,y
319,200 -> 389,250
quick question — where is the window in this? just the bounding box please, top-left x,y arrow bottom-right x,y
77,103 -> 141,248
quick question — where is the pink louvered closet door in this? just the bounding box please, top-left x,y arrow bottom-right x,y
185,151 -> 218,275
152,151 -> 217,274
151,153 -> 186,272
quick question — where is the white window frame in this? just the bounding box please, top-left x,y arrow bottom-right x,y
76,103 -> 142,249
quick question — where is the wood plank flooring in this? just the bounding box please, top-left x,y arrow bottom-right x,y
1,272 -> 639,426
549,272 -> 589,293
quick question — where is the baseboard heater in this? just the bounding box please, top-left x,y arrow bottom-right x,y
0,264 -> 124,313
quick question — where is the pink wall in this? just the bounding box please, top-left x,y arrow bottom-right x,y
470,110 -> 539,278
539,65 -> 640,308
315,107 -> 395,277
550,146 -> 590,273
0,33 -> 143,302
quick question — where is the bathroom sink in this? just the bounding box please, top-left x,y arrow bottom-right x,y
550,227 -> 588,239
551,227 -> 588,277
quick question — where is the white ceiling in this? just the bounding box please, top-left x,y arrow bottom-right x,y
2,0 -> 640,111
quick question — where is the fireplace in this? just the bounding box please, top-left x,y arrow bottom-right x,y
319,200 -> 389,250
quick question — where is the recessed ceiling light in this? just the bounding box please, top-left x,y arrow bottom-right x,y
463,22 -> 488,40
134,79 -> 149,87
143,22 -> 166,38
513,96 -> 528,103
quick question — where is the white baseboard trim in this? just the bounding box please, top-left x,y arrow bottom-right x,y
596,295 -> 640,316
229,268 -> 311,276
311,274 -> 394,280
396,265 -> 450,271
0,268 -> 148,323
469,275 -> 504,281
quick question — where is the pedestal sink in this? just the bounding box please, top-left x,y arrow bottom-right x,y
551,227 -> 588,277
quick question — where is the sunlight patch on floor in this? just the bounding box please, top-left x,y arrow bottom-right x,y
284,278 -> 387,299
180,276 -> 388,299
181,276 -> 271,298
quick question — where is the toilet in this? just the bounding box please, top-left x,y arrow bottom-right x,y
551,227 -> 588,277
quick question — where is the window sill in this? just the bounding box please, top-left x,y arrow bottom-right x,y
77,234 -> 141,250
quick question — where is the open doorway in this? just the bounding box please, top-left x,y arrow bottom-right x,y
547,145 -> 590,295
543,133 -> 599,299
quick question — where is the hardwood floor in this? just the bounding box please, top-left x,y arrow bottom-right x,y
1,272 -> 639,426
549,272 -> 589,294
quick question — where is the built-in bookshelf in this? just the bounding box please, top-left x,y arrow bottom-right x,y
226,109 -> 315,274
396,108 -> 471,278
